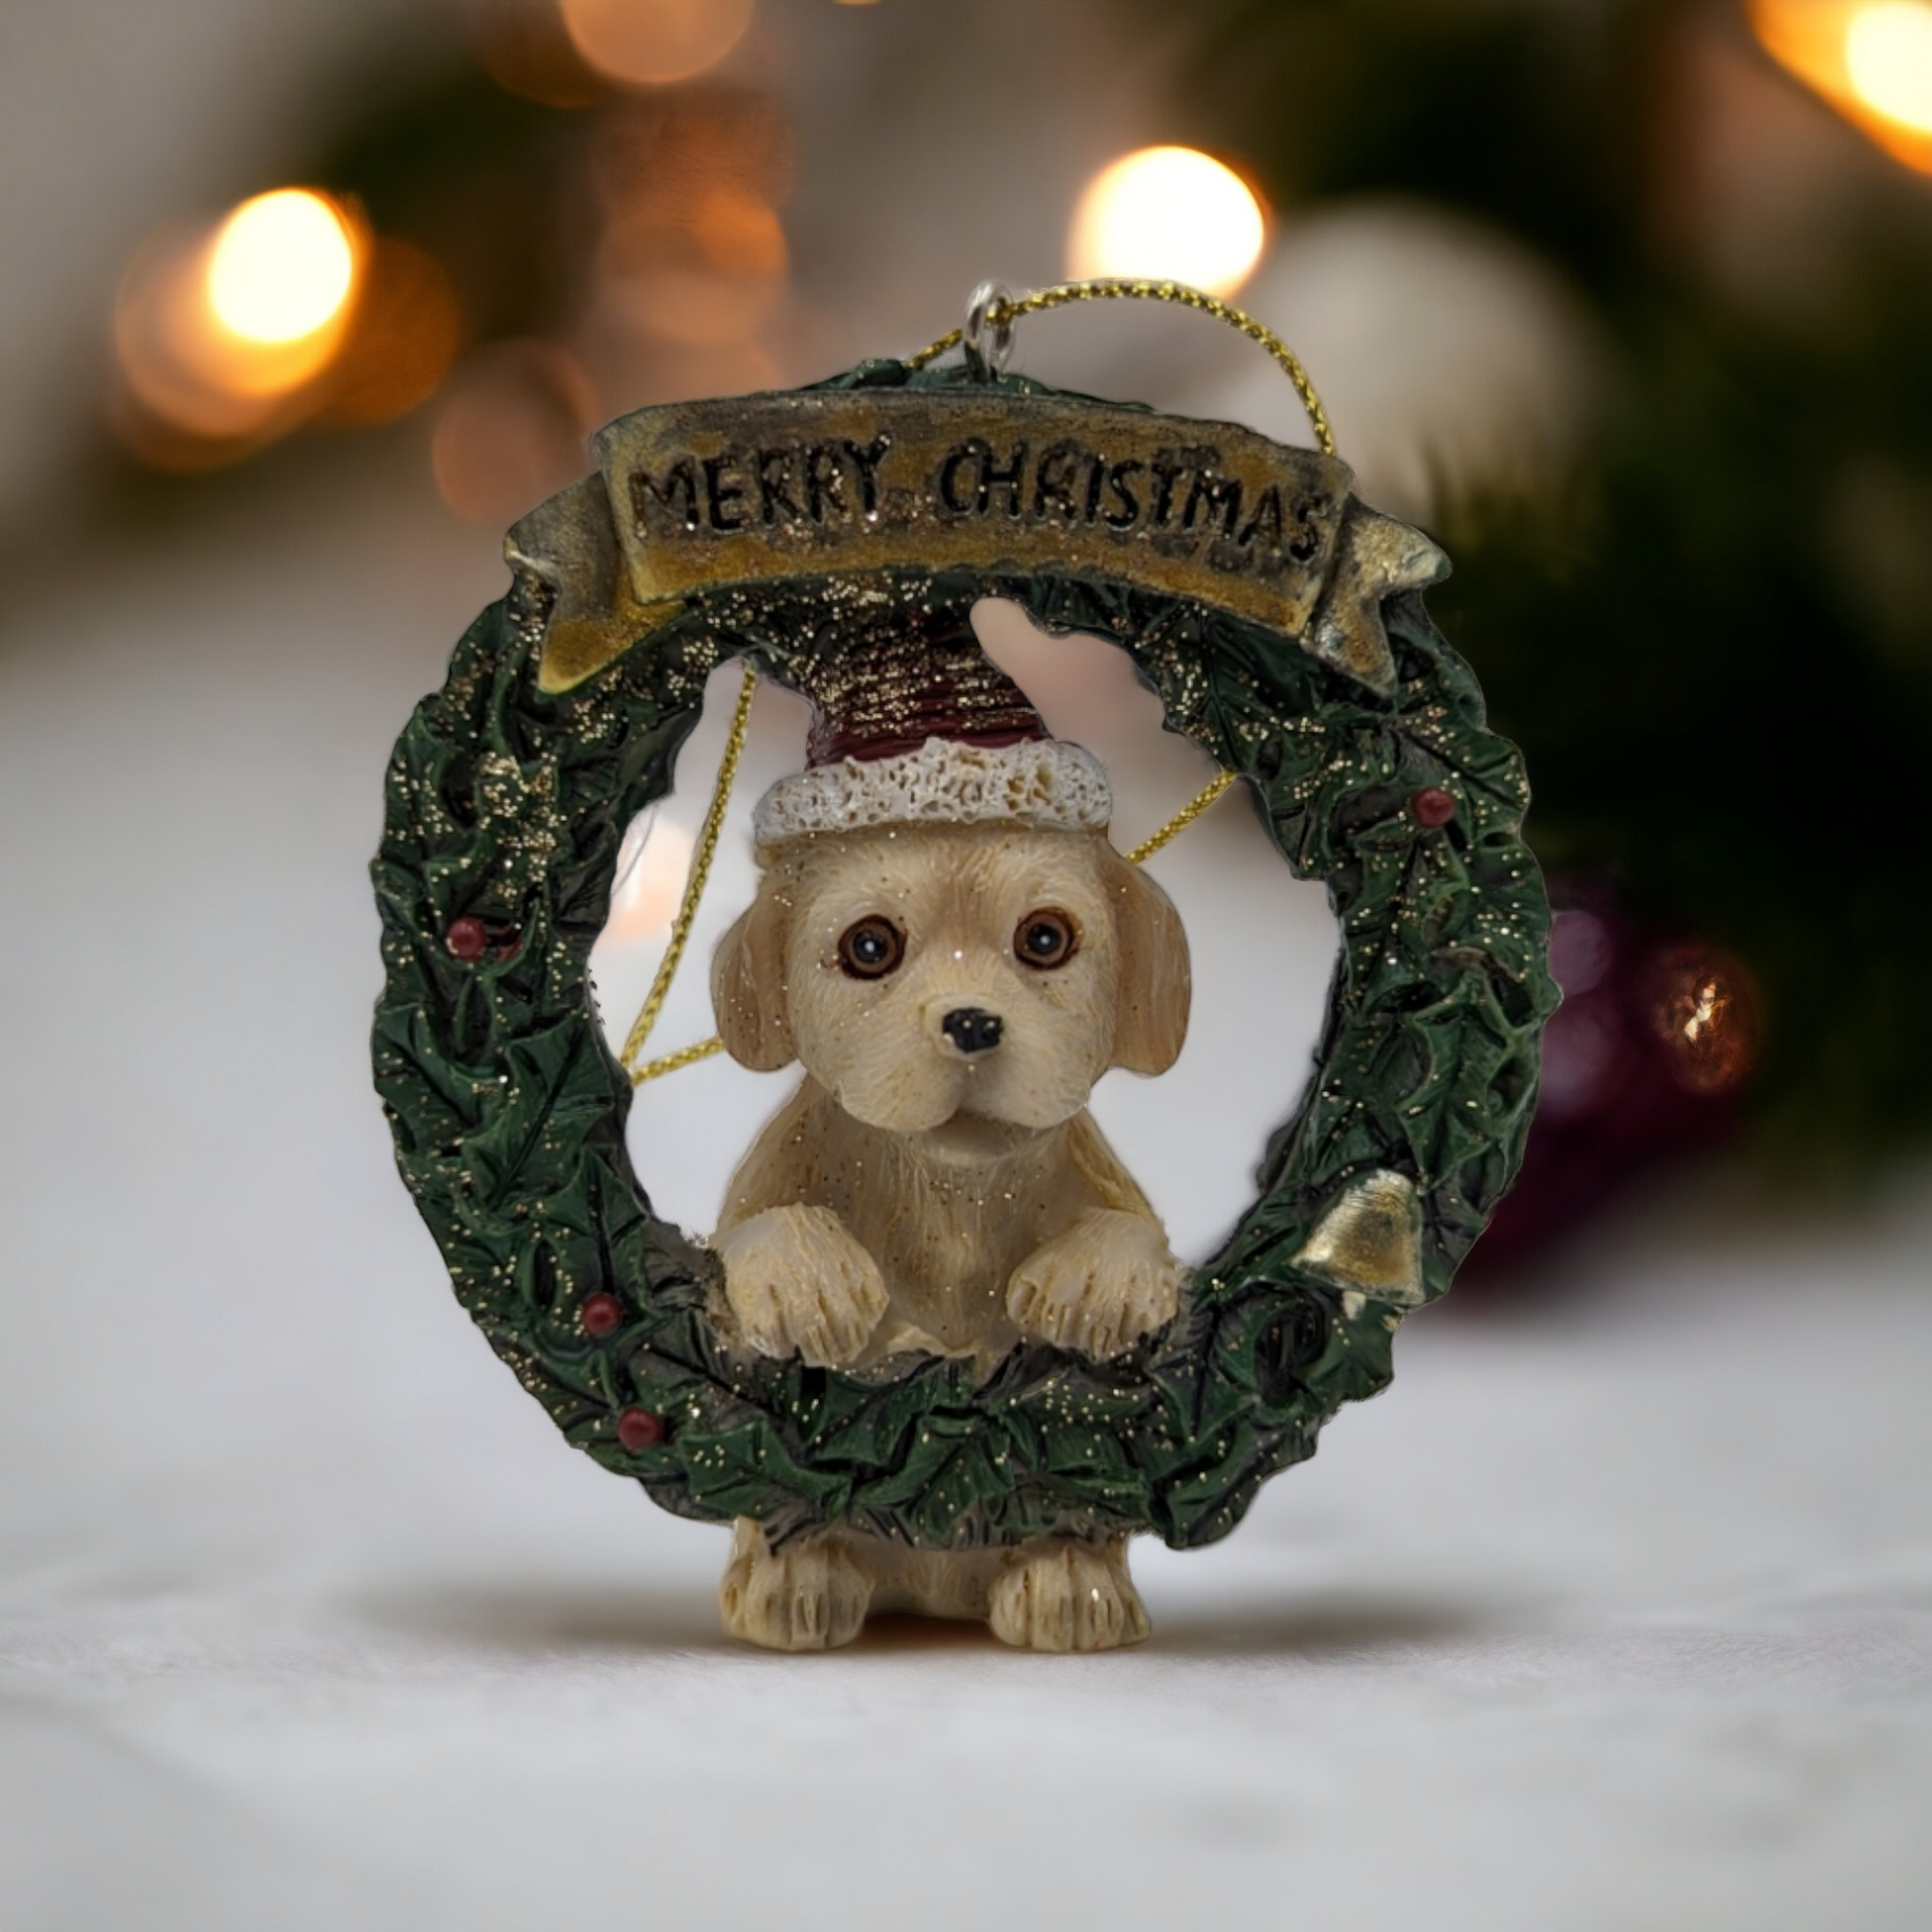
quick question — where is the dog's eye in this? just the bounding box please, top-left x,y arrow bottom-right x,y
837,915 -> 905,980
1015,907 -> 1079,971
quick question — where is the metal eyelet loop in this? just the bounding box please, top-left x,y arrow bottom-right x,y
962,279 -> 1016,381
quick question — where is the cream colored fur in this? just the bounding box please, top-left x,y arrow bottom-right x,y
706,820 -> 1190,1651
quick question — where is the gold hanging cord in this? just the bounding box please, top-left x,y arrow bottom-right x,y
618,663 -> 758,1077
621,278 -> 1328,1085
905,276 -> 1335,459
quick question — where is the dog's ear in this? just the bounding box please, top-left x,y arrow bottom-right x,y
1105,848 -> 1191,1074
710,885 -> 794,1071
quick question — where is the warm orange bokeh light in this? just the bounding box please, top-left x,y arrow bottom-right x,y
1067,147 -> 1266,297
1846,1 -> 1932,131
560,0 -> 755,88
692,188 -> 788,279
109,187 -> 469,468
1647,945 -> 1760,1098
112,191 -> 367,459
1752,0 -> 1932,171
431,339 -> 600,528
322,239 -> 464,426
207,190 -> 357,345
473,1 -> 605,106
590,88 -> 796,219
604,814 -> 695,942
600,186 -> 788,346
587,92 -> 794,355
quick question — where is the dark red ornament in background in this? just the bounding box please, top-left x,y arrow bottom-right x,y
1469,881 -> 1761,1283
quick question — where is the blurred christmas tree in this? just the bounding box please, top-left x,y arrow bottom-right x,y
96,0 -> 1930,1250
1178,0 -> 1932,1190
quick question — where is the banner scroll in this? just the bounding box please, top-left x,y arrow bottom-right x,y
507,390 -> 1449,698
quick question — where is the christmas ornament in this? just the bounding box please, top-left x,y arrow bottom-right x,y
1471,885 -> 1758,1281
371,279 -> 1557,1650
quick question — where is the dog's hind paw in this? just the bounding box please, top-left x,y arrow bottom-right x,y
1006,1209 -> 1180,1360
715,1205 -> 889,1367
720,1520 -> 874,1651
988,1537 -> 1150,1652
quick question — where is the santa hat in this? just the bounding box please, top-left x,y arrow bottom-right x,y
752,608 -> 1111,848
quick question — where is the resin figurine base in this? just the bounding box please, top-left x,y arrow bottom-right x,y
722,1520 -> 1148,1653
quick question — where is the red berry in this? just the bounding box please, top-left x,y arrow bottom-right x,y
617,1407 -> 664,1450
1410,786 -> 1456,828
581,1292 -> 623,1337
445,915 -> 488,960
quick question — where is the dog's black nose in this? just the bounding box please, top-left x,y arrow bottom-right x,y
941,1007 -> 1004,1054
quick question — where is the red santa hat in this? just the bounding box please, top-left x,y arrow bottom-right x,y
752,607 -> 1111,848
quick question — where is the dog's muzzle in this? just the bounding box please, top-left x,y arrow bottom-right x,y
940,1007 -> 1004,1054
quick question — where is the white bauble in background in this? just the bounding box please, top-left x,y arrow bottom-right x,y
1174,198 -> 1602,524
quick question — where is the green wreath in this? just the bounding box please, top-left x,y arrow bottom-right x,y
371,356 -> 1556,1554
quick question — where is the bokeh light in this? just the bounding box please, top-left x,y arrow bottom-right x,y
598,186 -> 788,346
605,813 -> 695,942
560,0 -> 755,88
112,191 -> 368,462
473,1 -> 604,106
1753,0 -> 1932,171
584,88 -> 794,367
1846,1 -> 1932,132
207,190 -> 357,345
589,85 -> 795,217
1647,945 -> 1760,1098
321,240 -> 464,426
431,338 -> 599,528
1067,146 -> 1266,296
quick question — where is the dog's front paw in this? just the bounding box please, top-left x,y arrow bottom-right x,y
720,1519 -> 873,1651
988,1537 -> 1150,1652
1006,1209 -> 1180,1359
715,1205 -> 889,1367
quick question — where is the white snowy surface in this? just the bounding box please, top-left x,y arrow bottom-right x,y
2,468 -> 1929,1932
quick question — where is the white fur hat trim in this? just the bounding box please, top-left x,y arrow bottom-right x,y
753,736 -> 1112,846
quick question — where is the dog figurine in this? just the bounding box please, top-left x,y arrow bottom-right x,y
706,805 -> 1190,1652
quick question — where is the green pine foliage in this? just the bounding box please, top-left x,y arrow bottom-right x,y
1185,0 -> 1932,1170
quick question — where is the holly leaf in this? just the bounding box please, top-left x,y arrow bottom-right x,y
1395,976 -> 1521,1179
851,1412 -> 1012,1546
